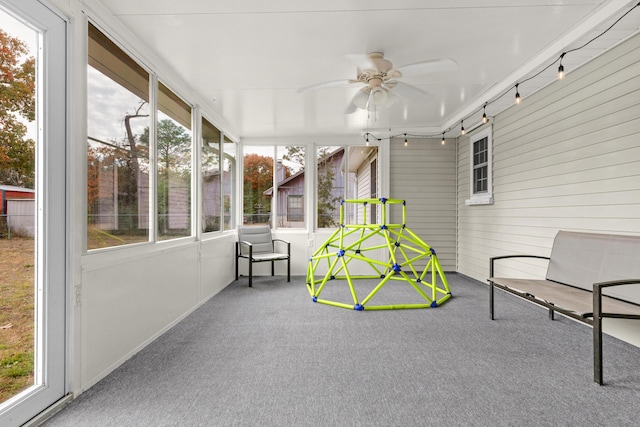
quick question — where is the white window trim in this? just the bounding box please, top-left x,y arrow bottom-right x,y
465,126 -> 494,206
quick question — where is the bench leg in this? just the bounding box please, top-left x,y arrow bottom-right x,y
549,304 -> 555,320
594,289 -> 603,385
489,282 -> 495,320
248,259 -> 253,288
271,260 -> 275,276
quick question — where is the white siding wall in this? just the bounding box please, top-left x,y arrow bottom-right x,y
390,138 -> 457,271
457,32 -> 640,345
458,31 -> 640,281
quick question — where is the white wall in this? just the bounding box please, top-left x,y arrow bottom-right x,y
457,32 -> 640,345
390,137 -> 457,271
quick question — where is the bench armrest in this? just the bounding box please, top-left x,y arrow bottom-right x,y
272,238 -> 290,255
490,255 -> 550,278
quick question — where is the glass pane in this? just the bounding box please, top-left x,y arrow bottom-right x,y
243,146 -> 273,225
0,13 -> 37,403
87,23 -> 150,249
316,146 -> 344,228
202,118 -> 221,233
157,82 -> 192,240
276,145 -> 305,228
223,136 -> 235,230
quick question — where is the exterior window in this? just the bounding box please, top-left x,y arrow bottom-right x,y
223,136 -> 235,230
243,146 -> 273,225
316,146 -> 345,228
467,127 -> 493,205
87,23 -> 150,249
202,117 -> 221,233
157,82 -> 192,240
276,145 -> 305,228
287,195 -> 304,222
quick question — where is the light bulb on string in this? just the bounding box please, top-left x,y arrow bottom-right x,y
558,53 -> 566,80
460,120 -> 465,136
404,134 -> 408,147
441,132 -> 446,145
482,103 -> 488,124
515,84 -> 521,104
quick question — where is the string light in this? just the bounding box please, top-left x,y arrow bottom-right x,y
404,134 -> 408,147
558,52 -> 565,80
359,1 -> 640,143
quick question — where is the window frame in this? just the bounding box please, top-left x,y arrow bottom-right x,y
466,126 -> 494,206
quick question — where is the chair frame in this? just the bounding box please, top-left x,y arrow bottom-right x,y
235,226 -> 290,287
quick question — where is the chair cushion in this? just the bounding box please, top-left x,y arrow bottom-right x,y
238,225 -> 275,255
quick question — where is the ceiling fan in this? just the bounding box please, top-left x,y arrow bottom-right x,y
301,52 -> 457,113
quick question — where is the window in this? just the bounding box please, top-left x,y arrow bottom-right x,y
242,145 -> 305,228
243,146 -> 273,225
466,127 -> 493,205
223,136 -> 235,230
287,195 -> 304,222
157,82 -> 192,240
316,146 -> 345,228
276,145 -> 305,228
202,117 -> 221,233
87,23 -> 150,249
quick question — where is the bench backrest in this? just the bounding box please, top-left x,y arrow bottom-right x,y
238,225 -> 274,255
546,231 -> 640,305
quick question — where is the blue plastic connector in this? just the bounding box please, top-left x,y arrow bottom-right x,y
330,275 -> 335,280
380,225 -> 388,230
379,197 -> 387,204
395,242 -> 400,247
430,301 -> 438,308
337,249 -> 345,257
402,200 -> 406,205
312,296 -> 318,302
416,278 -> 422,283
354,304 -> 364,311
340,199 -> 345,205
430,248 -> 437,255
363,201 -> 368,206
355,249 -> 361,254
392,263 -> 401,273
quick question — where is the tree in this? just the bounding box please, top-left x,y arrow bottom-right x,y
0,29 -> 35,188
140,118 -> 191,233
317,147 -> 341,228
243,153 -> 273,224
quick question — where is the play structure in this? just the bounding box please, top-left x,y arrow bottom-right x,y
306,198 -> 451,310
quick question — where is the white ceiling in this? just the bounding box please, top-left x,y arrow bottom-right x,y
95,0 -> 640,141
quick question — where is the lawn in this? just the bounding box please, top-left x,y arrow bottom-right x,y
0,238 -> 34,403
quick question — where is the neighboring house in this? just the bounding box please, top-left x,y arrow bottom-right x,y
0,184 -> 36,237
264,146 -> 379,227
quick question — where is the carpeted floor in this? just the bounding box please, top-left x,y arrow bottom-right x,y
43,274 -> 640,426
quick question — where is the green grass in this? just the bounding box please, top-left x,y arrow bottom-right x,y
0,238 -> 35,403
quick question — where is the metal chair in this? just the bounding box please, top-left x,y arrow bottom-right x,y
235,225 -> 290,287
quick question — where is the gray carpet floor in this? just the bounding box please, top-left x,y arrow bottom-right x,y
44,274 -> 640,426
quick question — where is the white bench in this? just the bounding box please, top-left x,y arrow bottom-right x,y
489,230 -> 640,384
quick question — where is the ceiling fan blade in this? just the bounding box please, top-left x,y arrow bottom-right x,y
298,79 -> 352,92
396,58 -> 457,78
390,81 -> 429,103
